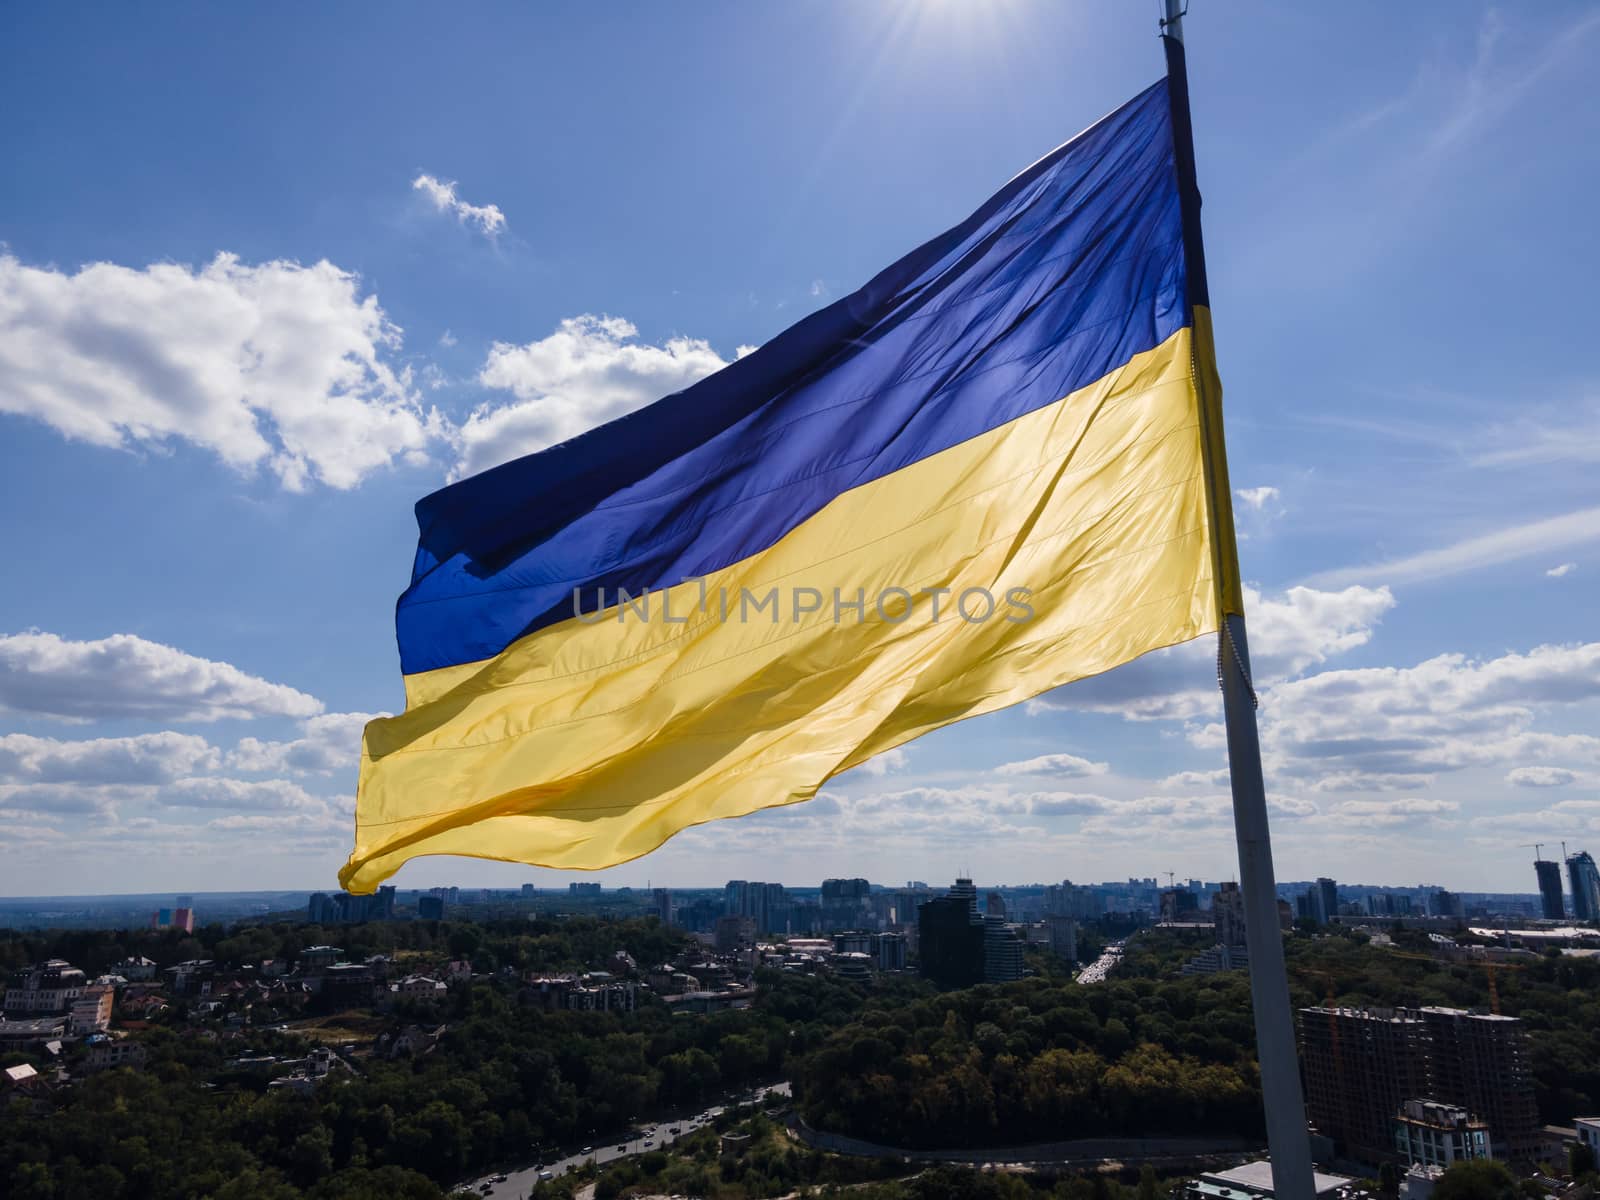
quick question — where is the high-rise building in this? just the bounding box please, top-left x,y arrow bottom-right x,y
1317,877 -> 1339,924
149,906 -> 196,933
1045,914 -> 1078,962
985,891 -> 1007,920
1160,888 -> 1199,923
1299,1007 -> 1431,1163
1535,859 -> 1566,920
1298,1005 -> 1539,1165
307,887 -> 395,924
1419,1007 -> 1539,1162
866,931 -> 907,971
1567,850 -> 1600,921
983,914 -> 1025,983
916,879 -> 1024,986
820,878 -> 871,930
1213,881 -> 1247,947
417,895 -> 445,920
1429,889 -> 1463,920
917,894 -> 983,990
652,888 -> 673,925
831,929 -> 908,975
714,915 -> 756,952
1044,879 -> 1098,919
724,879 -> 790,933
821,878 -> 870,902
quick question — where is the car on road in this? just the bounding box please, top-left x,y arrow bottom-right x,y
616,1143 -> 627,1151
644,1139 -> 654,1148
668,1126 -> 680,1134
538,1171 -> 554,1182
493,1175 -> 507,1183
581,1146 -> 593,1154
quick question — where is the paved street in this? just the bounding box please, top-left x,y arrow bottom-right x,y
1074,940 -> 1123,984
464,1082 -> 792,1199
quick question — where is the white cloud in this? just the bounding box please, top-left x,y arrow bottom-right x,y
207,810 -> 344,834
1034,584 -> 1394,721
0,783 -> 150,817
1546,562 -> 1577,578
1316,796 -> 1458,828
411,173 -> 507,237
228,711 -> 382,776
1235,486 -> 1280,510
0,771 -> 333,821
0,731 -> 219,784
1309,506 -> 1600,589
158,776 -> 325,813
0,252 -> 442,490
1158,769 -> 1230,790
1075,793 -> 1237,837
1474,402 -> 1600,470
1471,798 -> 1600,838
1507,766 -> 1577,788
0,819 -> 68,846
994,752 -> 1108,778
0,631 -> 322,723
1024,791 -> 1113,817
854,748 -> 910,778
439,329 -> 458,348
1231,641 -> 1600,790
458,315 -> 729,478
680,784 -> 1043,856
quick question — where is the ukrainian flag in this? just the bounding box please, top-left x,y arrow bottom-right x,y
341,73 -> 1242,893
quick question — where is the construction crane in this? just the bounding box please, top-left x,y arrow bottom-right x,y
1383,946 -> 1523,1016
1519,843 -> 1545,861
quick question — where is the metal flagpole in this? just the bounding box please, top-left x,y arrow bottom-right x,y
1160,4 -> 1316,1199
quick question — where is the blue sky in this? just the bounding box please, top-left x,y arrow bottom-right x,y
2,2 -> 1597,896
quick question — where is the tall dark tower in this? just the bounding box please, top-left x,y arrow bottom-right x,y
1535,858 -> 1565,920
1569,850 -> 1600,921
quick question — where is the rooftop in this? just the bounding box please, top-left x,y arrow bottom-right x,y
1199,1161 -> 1354,1200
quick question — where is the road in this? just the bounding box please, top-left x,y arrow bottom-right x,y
1074,940 -> 1123,984
463,1081 -> 791,1199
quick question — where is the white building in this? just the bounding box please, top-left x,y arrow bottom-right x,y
68,986 -> 114,1035
85,1039 -> 148,1072
4,960 -> 87,1014
1395,1099 -> 1491,1168
397,975 -> 447,1001
1186,1160 -> 1356,1200
116,957 -> 158,982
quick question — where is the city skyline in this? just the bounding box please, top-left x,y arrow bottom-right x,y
4,3 -> 1600,896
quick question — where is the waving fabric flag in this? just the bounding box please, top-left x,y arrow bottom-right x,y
341,75 -> 1242,893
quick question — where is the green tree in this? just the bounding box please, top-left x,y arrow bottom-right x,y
290,1126 -> 336,1188
1571,1140 -> 1597,1179
1432,1160 -> 1517,1200
1378,1161 -> 1400,1198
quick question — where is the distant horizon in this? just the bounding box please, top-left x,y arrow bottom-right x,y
0,879 -> 1552,905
